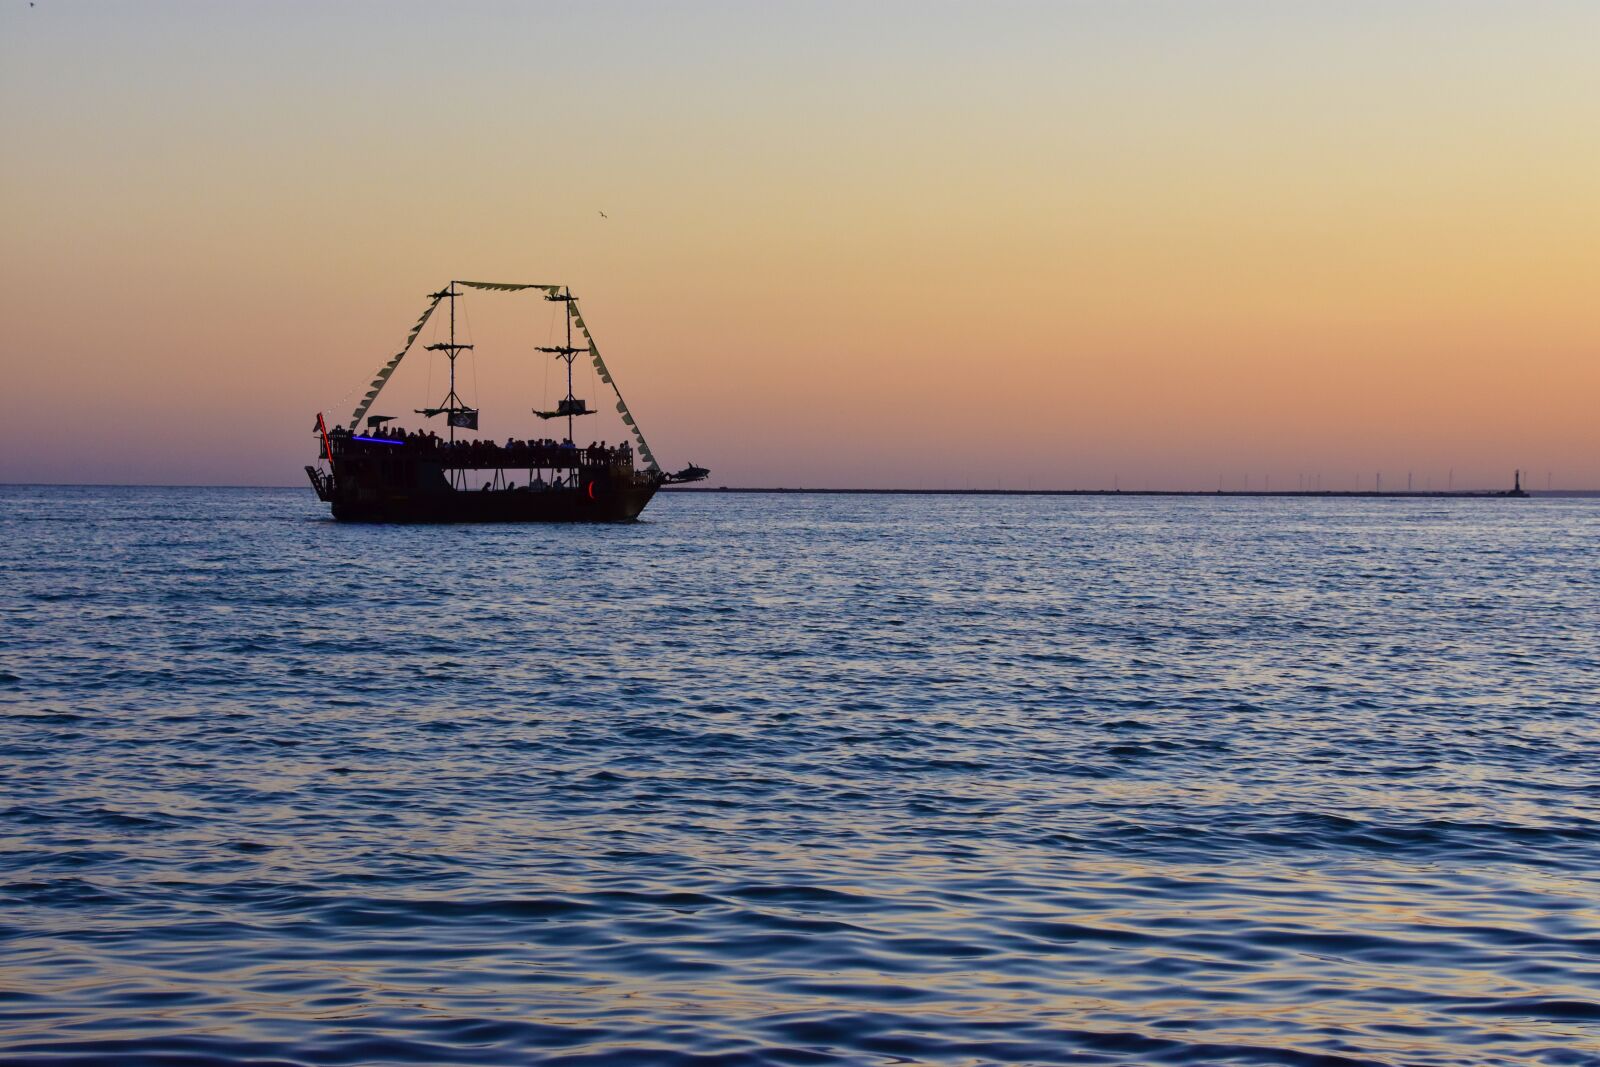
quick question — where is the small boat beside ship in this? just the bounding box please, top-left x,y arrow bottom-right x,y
306,281 -> 707,522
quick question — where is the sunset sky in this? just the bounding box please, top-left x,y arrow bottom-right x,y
1,1 -> 1596,489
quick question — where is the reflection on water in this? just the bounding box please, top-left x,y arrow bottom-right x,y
2,486 -> 1598,1065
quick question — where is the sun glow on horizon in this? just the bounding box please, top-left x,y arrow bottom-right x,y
1,2 -> 1596,488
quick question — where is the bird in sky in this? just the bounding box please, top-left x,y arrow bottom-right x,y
598,210 -> 608,219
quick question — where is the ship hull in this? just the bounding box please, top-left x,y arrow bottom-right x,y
310,457 -> 660,524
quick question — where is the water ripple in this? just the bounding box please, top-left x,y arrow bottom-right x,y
2,486 -> 1598,1065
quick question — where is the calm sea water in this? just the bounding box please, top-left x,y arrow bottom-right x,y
2,486 -> 1597,1066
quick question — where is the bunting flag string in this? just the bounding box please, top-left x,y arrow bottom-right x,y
455,281 -> 563,294
568,300 -> 660,471
348,293 -> 444,430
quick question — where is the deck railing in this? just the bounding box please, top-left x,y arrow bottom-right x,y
336,433 -> 633,472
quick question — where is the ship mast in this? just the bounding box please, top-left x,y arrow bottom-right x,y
534,287 -> 587,447
572,287 -> 579,441
419,283 -> 475,449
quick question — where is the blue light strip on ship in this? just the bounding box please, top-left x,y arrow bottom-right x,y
351,435 -> 404,445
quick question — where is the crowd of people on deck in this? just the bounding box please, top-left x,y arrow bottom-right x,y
349,424 -> 632,471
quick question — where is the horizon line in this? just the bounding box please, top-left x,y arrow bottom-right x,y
4,482 -> 1598,498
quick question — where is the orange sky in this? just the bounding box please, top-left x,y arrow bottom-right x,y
1,2 -> 1596,488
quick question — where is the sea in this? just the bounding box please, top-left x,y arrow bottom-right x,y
2,485 -> 1597,1067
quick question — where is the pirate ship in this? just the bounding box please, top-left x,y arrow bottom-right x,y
306,281 -> 707,522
